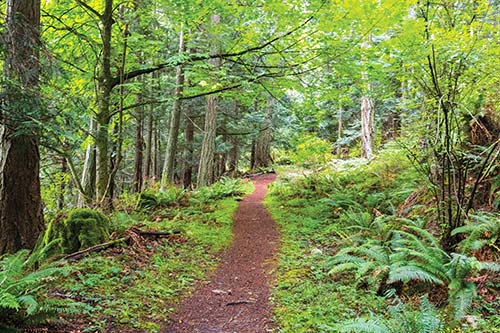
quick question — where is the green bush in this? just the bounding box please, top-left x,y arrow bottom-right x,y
191,177 -> 247,203
137,192 -> 158,210
137,186 -> 186,210
44,208 -> 110,254
290,133 -> 333,167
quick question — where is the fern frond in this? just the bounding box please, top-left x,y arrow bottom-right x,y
328,262 -> 359,276
388,265 -> 443,284
449,284 -> 476,320
339,318 -> 389,333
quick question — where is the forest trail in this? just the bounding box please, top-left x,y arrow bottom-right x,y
164,174 -> 280,333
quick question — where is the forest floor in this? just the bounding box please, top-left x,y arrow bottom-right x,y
163,173 -> 280,333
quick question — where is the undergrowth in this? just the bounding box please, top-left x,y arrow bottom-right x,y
2,178 -> 252,332
267,146 -> 500,332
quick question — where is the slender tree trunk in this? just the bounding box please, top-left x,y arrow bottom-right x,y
58,157 -> 67,210
361,92 -> 374,159
182,104 -> 195,188
95,0 -> 114,209
78,118 -> 97,207
162,30 -> 186,187
228,137 -> 239,177
228,103 -> 240,176
153,121 -> 162,180
337,107 -> 343,159
197,14 -> 221,187
133,81 -> 145,193
360,35 -> 375,159
250,139 -> 256,170
144,98 -> 154,186
253,96 -> 273,169
0,0 -> 44,254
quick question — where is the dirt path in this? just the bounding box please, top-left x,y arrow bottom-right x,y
164,174 -> 280,333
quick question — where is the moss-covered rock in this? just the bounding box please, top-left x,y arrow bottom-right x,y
44,208 -> 110,254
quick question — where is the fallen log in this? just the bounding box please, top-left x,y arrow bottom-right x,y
63,228 -> 181,262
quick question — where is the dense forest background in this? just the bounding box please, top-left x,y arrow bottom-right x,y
0,0 -> 500,332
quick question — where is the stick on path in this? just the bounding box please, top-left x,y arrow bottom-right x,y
164,174 -> 280,333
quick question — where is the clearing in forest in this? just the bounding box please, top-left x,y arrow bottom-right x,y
164,174 -> 280,333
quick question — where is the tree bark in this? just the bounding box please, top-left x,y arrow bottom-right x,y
153,121 -> 162,181
133,80 -> 145,193
197,14 -> 221,188
361,93 -> 374,159
0,0 -> 44,254
95,0 -> 114,209
144,96 -> 154,186
253,96 -> 273,169
182,104 -> 195,188
162,30 -> 186,187
360,36 -> 374,159
78,118 -> 97,207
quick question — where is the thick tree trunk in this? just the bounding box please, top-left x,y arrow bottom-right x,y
197,14 -> 221,188
162,30 -> 186,187
182,104 -> 195,188
0,0 -> 44,254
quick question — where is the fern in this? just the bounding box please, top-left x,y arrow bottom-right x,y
339,317 -> 389,333
452,213 -> 500,253
0,244 -> 77,328
338,295 -> 442,333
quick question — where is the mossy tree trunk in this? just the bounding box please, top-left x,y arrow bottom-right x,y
0,0 -> 44,254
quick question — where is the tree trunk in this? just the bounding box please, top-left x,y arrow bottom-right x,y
162,30 -> 186,187
143,98 -> 154,187
0,0 -> 44,254
253,96 -> 273,169
360,36 -> 375,159
337,107 -> 343,159
58,157 -> 67,210
95,0 -> 114,209
228,137 -> 239,177
197,14 -> 221,188
78,118 -> 97,207
182,104 -> 195,188
361,93 -> 374,159
153,121 -> 162,180
133,88 -> 145,193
